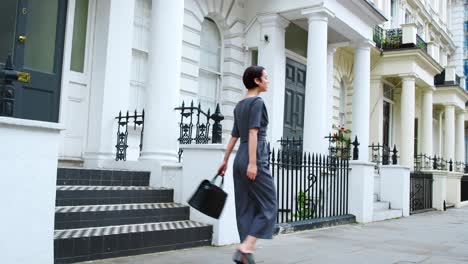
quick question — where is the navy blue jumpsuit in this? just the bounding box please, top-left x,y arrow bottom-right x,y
231,96 -> 277,241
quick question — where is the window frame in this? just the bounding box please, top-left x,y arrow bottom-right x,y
198,17 -> 223,111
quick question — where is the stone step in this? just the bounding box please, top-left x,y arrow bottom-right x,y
446,202 -> 455,209
373,208 -> 403,222
56,186 -> 173,206
57,168 -> 150,186
55,203 -> 189,230
54,220 -> 212,263
373,201 -> 390,211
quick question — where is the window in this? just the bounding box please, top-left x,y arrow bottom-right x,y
405,10 -> 412,24
70,0 -> 89,72
391,0 -> 397,26
198,18 -> 222,112
339,79 -> 346,125
250,49 -> 258,66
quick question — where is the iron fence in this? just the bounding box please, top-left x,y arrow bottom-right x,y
409,171 -> 433,213
369,143 -> 399,165
115,110 -> 145,161
270,138 -> 353,224
175,101 -> 224,162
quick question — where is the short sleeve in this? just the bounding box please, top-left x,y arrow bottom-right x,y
231,109 -> 240,138
249,98 -> 264,129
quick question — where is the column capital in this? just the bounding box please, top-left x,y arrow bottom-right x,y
257,14 -> 290,29
302,5 -> 335,22
421,86 -> 436,93
399,74 -> 417,81
443,103 -> 456,109
352,39 -> 374,50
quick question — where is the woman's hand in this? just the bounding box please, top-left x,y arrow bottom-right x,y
218,160 -> 228,176
247,163 -> 257,180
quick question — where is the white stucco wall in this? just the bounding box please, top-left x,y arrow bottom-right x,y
0,118 -> 63,264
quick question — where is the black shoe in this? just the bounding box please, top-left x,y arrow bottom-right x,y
232,250 -> 256,264
232,250 -> 243,263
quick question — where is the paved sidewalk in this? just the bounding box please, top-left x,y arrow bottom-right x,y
85,207 -> 468,264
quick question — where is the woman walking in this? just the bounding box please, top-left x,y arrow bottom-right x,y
217,66 -> 277,264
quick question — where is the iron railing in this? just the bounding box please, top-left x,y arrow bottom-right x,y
115,110 -> 145,161
373,27 -> 429,53
270,145 -> 350,224
175,101 -> 224,162
434,69 -> 462,86
373,25 -> 385,49
369,143 -> 399,165
416,34 -> 428,52
413,154 -> 453,172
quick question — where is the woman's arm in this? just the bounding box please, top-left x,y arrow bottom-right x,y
246,128 -> 258,180
217,136 -> 239,176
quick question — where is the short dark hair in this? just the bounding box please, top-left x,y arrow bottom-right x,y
242,66 -> 265,89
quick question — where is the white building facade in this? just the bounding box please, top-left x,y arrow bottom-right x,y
1,0 -> 468,263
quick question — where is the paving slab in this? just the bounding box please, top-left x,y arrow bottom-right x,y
82,207 -> 468,264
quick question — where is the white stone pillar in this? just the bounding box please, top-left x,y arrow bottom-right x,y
400,75 -> 416,168
352,41 -> 372,161
456,110 -> 465,164
84,0 -> 135,166
302,8 -> 334,154
327,47 -> 336,130
444,104 -> 455,162
421,88 -> 434,156
139,0 -> 184,162
369,77 -> 384,145
257,14 -> 289,145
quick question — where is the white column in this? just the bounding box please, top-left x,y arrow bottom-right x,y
369,77 -> 384,145
352,41 -> 372,161
257,14 -> 289,145
302,8 -> 333,154
444,104 -> 455,162
140,0 -> 184,162
421,88 -> 434,156
327,47 -> 336,130
456,110 -> 465,163
400,75 -> 416,168
84,0 -> 135,166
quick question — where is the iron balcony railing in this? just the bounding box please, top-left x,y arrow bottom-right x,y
373,26 -> 428,53
434,69 -> 462,86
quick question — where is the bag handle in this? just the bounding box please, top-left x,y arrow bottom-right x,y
210,174 -> 224,188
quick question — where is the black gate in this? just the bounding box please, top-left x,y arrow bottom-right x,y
409,171 -> 433,214
462,176 -> 468,202
269,143 -> 350,224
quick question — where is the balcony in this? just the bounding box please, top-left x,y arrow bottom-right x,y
434,68 -> 462,87
374,25 -> 428,52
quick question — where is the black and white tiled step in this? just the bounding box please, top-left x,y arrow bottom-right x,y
54,220 -> 212,263
56,185 -> 173,206
57,167 -> 150,186
55,203 -> 189,229
54,168 -> 213,263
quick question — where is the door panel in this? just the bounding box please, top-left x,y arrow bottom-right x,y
5,0 -> 67,122
23,0 -> 59,73
0,0 -> 18,61
283,58 -> 306,142
0,0 -> 67,122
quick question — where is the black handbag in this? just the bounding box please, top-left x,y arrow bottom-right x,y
188,174 -> 227,219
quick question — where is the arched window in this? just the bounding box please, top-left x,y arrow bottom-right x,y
198,18 -> 222,112
339,79 -> 347,125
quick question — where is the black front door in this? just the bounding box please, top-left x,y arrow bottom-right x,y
283,58 -> 306,142
0,0 -> 67,122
